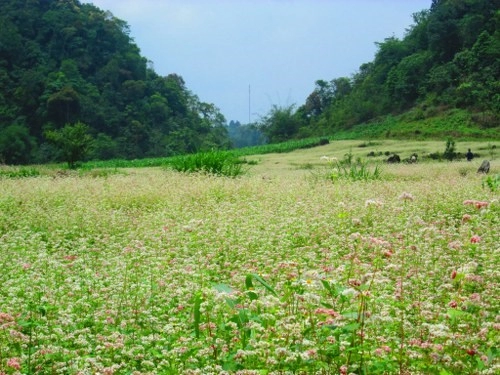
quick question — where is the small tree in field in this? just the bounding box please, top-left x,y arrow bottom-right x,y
443,138 -> 457,161
45,122 -> 93,168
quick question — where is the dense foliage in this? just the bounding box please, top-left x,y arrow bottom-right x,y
0,0 -> 230,164
260,0 -> 499,142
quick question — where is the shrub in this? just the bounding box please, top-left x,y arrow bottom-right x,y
0,167 -> 40,178
443,138 -> 457,161
482,174 -> 499,192
166,150 -> 247,177
330,161 -> 382,182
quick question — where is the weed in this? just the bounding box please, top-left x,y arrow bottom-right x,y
0,167 -> 40,178
482,174 -> 499,192
331,161 -> 382,182
166,150 -> 247,177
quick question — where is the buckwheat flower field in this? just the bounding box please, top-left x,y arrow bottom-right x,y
0,159 -> 498,374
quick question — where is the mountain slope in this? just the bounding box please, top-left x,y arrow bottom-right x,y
0,0 -> 230,164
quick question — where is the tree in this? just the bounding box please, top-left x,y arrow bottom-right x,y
44,122 -> 94,168
0,124 -> 35,165
258,104 -> 302,143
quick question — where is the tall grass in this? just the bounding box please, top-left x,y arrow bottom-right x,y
165,150 -> 247,177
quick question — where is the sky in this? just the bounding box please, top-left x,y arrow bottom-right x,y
81,0 -> 432,124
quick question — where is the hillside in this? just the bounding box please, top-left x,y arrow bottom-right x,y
259,0 -> 499,143
1,0 -> 498,166
0,0 -> 230,165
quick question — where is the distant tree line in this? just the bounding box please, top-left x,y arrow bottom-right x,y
0,0 -> 230,165
259,0 -> 499,143
227,121 -> 266,148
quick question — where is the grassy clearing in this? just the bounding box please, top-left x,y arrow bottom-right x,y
0,145 -> 499,374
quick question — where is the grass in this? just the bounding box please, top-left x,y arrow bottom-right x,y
165,150 -> 247,177
79,137 -> 332,171
331,109 -> 500,140
0,144 -> 498,374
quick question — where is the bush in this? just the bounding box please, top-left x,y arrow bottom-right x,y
331,161 -> 382,182
0,167 -> 40,178
166,150 -> 247,177
483,174 -> 499,192
443,138 -> 457,161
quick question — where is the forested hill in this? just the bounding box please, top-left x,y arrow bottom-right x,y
260,0 -> 499,143
0,0 -> 230,165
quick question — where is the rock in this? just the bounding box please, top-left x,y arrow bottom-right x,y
477,160 -> 490,174
407,153 -> 418,164
387,154 -> 401,163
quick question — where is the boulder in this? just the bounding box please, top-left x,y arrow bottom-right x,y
477,160 -> 490,174
387,154 -> 401,163
407,153 -> 418,164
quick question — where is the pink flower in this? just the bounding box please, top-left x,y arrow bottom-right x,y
315,308 -> 339,317
0,312 -> 14,324
7,357 -> 21,370
448,300 -> 458,308
470,235 -> 481,243
462,214 -> 472,223
451,270 -> 457,279
467,348 -> 477,356
475,201 -> 488,209
463,199 -> 488,209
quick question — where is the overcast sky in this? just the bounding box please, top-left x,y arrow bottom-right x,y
81,0 -> 431,123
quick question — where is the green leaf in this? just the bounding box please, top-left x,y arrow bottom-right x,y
341,322 -> 360,332
193,291 -> 202,339
246,273 -> 278,296
245,274 -> 254,290
342,311 -> 359,320
213,283 -> 234,294
247,291 -> 258,301
447,308 -> 467,319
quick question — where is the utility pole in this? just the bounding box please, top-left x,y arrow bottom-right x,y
248,84 -> 251,124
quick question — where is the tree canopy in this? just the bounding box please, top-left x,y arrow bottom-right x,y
260,0 -> 499,142
0,0 -> 230,164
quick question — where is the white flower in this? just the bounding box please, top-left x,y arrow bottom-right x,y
399,192 -> 414,201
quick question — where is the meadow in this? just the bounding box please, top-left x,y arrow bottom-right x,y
0,140 -> 498,374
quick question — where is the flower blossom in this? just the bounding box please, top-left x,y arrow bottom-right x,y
470,235 -> 481,243
320,156 -> 337,163
462,214 -> 472,223
0,312 -> 14,324
399,192 -> 414,201
463,200 -> 488,209
365,199 -> 383,207
7,357 -> 21,370
314,308 -> 339,317
448,241 -> 462,250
